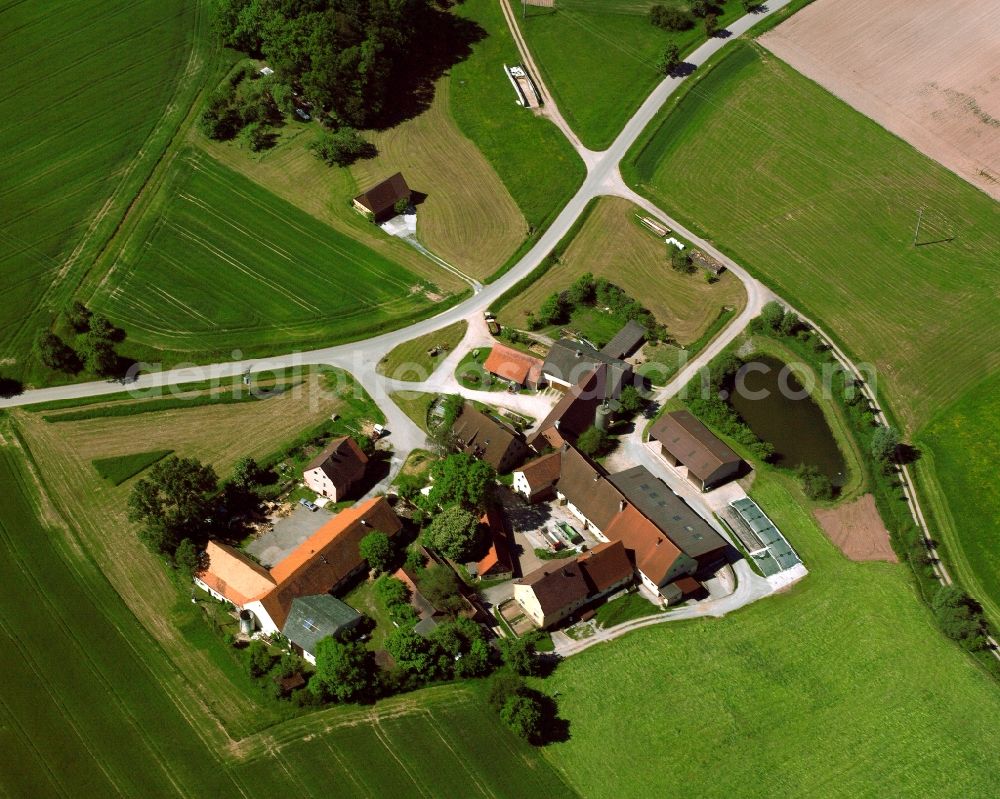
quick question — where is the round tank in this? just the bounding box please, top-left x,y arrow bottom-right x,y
595,404 -> 611,431
238,609 -> 254,635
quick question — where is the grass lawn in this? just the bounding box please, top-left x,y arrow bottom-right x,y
638,307 -> 736,385
92,449 -> 174,486
542,469 -> 1000,797
625,41 -> 1000,433
916,371 -> 1000,622
88,151 -> 444,362
593,591 -> 663,628
521,0 -> 747,149
0,0 -> 216,387
455,347 -> 502,391
377,321 -> 468,382
390,391 -> 441,433
450,0 -> 585,245
351,79 -> 528,281
497,197 -> 745,345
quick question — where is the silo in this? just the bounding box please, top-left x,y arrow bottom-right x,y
595,403 -> 612,432
238,609 -> 254,635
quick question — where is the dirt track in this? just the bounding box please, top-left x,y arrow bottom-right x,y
815,494 -> 898,564
760,0 -> 1000,200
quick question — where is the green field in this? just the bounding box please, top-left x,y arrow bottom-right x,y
522,0 -> 745,149
917,372 -> 1000,620
451,0 -> 585,242
0,436 -> 577,797
377,321 -> 468,381
625,41 -> 1000,432
543,472 -> 1000,797
0,0 -> 213,385
89,152 -> 441,360
92,449 -> 174,485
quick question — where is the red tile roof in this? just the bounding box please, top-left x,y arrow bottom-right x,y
483,343 -> 543,386
603,504 -> 683,587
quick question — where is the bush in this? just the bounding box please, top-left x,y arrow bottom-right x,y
797,464 -> 833,500
576,425 -> 609,457
760,300 -> 786,331
309,128 -> 375,167
649,6 -> 694,31
670,246 -> 693,273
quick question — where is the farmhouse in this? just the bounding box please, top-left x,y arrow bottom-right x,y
195,496 -> 402,633
541,338 -> 632,392
483,343 -> 543,389
513,541 -> 633,628
352,172 -> 411,221
451,402 -> 528,472
281,595 -> 362,664
303,435 -> 368,500
649,410 -> 745,491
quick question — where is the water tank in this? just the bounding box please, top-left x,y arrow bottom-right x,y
595,404 -> 612,431
238,609 -> 254,635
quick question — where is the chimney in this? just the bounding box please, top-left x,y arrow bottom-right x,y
575,349 -> 582,358
360,519 -> 368,526
554,420 -> 560,430
619,499 -> 626,512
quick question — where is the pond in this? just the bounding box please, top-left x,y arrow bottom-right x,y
729,354 -> 847,484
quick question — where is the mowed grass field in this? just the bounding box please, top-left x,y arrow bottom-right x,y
542,472 -> 1000,798
451,0 -> 585,244
377,321 -> 468,381
626,41 -> 1000,432
89,152 -> 441,360
522,0 -> 746,149
351,80 -> 528,280
498,197 -> 746,344
0,0 -> 205,383
916,371 -> 1000,622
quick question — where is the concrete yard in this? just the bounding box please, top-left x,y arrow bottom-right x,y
246,504 -> 332,568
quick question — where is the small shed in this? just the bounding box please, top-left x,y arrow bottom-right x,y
353,172 -> 411,221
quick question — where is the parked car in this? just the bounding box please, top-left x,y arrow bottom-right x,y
299,498 -> 318,512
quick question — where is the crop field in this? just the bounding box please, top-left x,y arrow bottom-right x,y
497,197 -> 745,344
377,321 -> 468,381
451,0 -> 585,243
521,0 -> 746,149
92,449 -> 174,485
917,371 -> 1000,620
626,42 -> 1000,432
0,0 -> 206,384
543,472 -> 1000,798
351,80 -> 528,281
0,438 -> 573,796
88,152 -> 441,360
760,0 -> 1000,201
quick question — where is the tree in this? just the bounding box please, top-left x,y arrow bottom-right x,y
656,44 -> 682,75
232,456 -> 261,489
419,564 -> 466,616
393,197 -> 410,215
0,375 -> 23,398
359,531 -> 392,573
931,585 -> 987,650
310,637 -> 375,702
422,507 -> 480,560
759,300 -> 786,331
704,12 -> 719,37
241,121 -> 272,152
778,310 -> 800,337
427,453 -> 496,510
309,128 -> 375,167
246,640 -> 273,679
538,292 -> 568,325
128,456 -> 218,556
619,385 -> 644,415
488,670 -> 527,711
871,426 -> 900,466
36,332 -> 80,373
576,425 -> 609,457
64,300 -> 92,333
79,314 -> 123,376
797,465 -> 833,501
173,538 -> 203,581
498,634 -> 539,676
691,0 -> 713,17
670,245 -> 692,273
649,6 -> 694,31
501,694 -> 543,741
567,272 -> 595,306
742,0 -> 757,12
385,628 -> 439,678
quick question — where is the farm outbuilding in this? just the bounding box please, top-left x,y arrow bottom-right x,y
353,172 -> 411,221
649,410 -> 745,492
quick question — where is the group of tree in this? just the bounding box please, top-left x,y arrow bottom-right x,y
529,272 -> 669,343
243,640 -> 307,698
425,452 -> 496,512
37,301 -> 126,377
669,245 -> 695,274
796,464 -> 834,501
422,506 -> 481,560
649,5 -> 694,31
870,425 -> 900,472
309,128 -> 375,166
486,666 -> 557,742
656,44 -> 682,76
931,585 -> 991,651
212,0 -> 454,131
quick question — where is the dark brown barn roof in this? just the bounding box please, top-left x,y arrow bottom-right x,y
528,366 -> 608,446
577,540 -> 633,593
452,403 -> 526,470
649,410 -> 743,484
353,172 -> 410,217
516,451 -> 562,494
305,436 -> 368,490
554,446 -> 625,531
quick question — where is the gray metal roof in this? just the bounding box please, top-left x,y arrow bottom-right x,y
607,466 -> 727,560
281,594 -> 361,656
600,320 -> 646,360
542,339 -> 630,386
